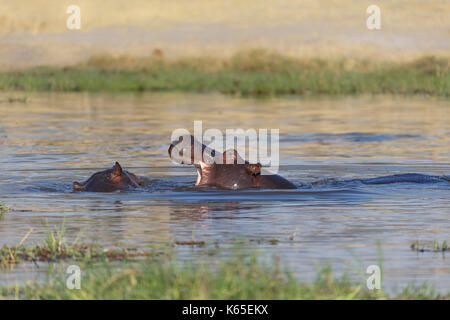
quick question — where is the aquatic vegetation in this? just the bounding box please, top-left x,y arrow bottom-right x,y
172,237 -> 281,247
0,226 -> 155,268
411,240 -> 449,253
0,203 -> 9,217
0,242 -> 154,268
0,50 -> 448,97
0,233 -> 284,268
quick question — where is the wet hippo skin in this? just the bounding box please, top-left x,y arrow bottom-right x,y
73,162 -> 141,192
168,135 -> 297,190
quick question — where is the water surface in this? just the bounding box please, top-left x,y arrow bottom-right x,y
0,93 -> 448,293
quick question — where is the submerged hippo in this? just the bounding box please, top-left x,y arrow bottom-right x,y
168,135 -> 296,190
73,162 -> 141,192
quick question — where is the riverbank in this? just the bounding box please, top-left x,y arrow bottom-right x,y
1,247 -> 447,300
0,219 -> 444,300
0,223 -> 447,300
0,51 -> 448,97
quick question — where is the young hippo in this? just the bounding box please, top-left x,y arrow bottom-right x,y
73,162 -> 141,192
168,135 -> 296,190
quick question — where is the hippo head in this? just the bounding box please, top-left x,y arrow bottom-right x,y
73,162 -> 141,192
168,135 -> 296,190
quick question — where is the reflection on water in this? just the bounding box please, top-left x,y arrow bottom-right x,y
0,93 -> 449,293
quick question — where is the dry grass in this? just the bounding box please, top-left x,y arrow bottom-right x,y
0,0 -> 449,68
1,0 -> 448,34
82,49 -> 450,74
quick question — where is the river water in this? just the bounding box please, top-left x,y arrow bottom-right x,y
0,92 -> 448,294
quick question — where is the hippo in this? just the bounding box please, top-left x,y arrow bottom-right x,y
73,162 -> 141,192
168,135 -> 296,190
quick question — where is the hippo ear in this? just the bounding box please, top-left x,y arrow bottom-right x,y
112,162 -> 123,176
245,163 -> 262,176
73,181 -> 84,191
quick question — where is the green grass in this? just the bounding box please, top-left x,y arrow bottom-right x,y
0,50 -> 448,97
1,250 -> 447,300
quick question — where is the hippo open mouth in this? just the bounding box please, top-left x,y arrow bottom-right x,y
168,135 -> 217,185
168,135 -> 217,165
194,160 -> 215,186
168,134 -> 297,190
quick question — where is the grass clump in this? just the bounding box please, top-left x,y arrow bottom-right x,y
0,203 -> 9,217
0,49 -> 448,97
0,224 -> 154,268
0,241 -> 152,268
411,240 -> 449,253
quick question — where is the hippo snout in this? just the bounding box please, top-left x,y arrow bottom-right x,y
168,143 -> 174,159
168,134 -> 206,165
